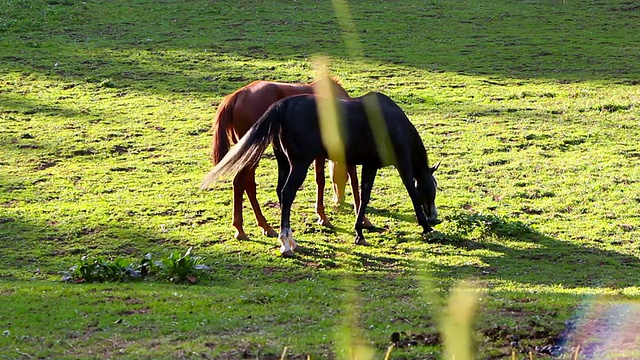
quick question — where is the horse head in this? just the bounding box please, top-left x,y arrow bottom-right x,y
416,162 -> 440,225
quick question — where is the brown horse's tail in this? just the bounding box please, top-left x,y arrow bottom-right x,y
210,94 -> 237,165
200,101 -> 282,189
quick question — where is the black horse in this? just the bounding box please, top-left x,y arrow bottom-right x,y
201,92 -> 439,257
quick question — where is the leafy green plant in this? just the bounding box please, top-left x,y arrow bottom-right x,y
63,256 -> 143,283
154,247 -> 209,284
62,250 -> 207,284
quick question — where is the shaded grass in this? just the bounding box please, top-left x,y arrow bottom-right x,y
1,0 -> 640,358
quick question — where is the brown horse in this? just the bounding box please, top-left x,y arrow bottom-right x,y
209,78 -> 371,240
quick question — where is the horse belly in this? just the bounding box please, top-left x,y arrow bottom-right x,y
344,132 -> 383,166
281,111 -> 326,162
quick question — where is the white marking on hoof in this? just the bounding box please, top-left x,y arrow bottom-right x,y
278,234 -> 290,255
317,216 -> 332,227
278,228 -> 297,254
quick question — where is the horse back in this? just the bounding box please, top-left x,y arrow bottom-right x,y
272,94 -> 389,165
340,93 -> 421,166
274,92 -> 425,167
228,81 -> 288,137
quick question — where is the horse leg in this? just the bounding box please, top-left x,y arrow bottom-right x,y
279,162 -> 310,257
354,165 -> 377,245
329,160 -> 347,205
231,171 -> 249,240
275,149 -> 289,205
314,158 -> 332,227
396,160 -> 433,235
245,167 -> 277,238
346,165 -> 374,229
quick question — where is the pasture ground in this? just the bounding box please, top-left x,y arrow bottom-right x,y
1,0 -> 639,358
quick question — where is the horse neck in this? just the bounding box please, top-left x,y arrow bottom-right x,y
411,138 -> 430,178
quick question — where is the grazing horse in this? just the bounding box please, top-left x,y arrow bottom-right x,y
209,78 -> 370,240
201,92 -> 440,257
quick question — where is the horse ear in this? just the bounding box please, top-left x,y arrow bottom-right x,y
431,161 -> 440,172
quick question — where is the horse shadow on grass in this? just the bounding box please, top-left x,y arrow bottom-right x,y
293,238 -> 412,273
422,212 -> 640,289
280,207 -> 640,289
366,205 -> 417,225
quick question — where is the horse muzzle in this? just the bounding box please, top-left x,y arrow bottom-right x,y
424,204 -> 439,225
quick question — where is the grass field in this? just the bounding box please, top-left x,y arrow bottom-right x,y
1,0 -> 640,358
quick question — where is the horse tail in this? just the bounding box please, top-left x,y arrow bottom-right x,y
200,102 -> 282,189
210,94 -> 237,165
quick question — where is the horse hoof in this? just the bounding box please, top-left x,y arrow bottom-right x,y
317,218 -> 333,227
421,229 -> 436,241
281,250 -> 296,258
264,228 -> 278,238
234,231 -> 250,241
354,237 -> 370,246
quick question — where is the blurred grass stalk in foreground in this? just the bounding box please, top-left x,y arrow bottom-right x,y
325,1 -> 482,358
335,275 -> 375,360
313,57 -> 347,166
441,280 -> 482,360
326,0 -> 397,166
332,269 -> 483,359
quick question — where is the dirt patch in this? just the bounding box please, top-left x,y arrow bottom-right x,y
120,307 -> 150,315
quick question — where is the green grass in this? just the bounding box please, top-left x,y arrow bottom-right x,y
1,0 -> 640,358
